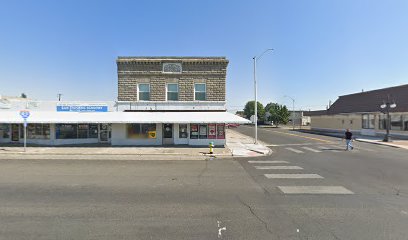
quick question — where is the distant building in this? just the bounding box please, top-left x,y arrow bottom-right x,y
264,111 -> 310,126
305,84 -> 408,139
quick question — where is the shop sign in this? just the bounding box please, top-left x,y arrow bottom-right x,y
148,131 -> 156,139
208,124 -> 216,139
57,103 -> 108,112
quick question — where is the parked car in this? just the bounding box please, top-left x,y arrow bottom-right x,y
226,123 -> 240,128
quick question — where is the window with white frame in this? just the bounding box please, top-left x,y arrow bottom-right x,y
194,83 -> 206,101
167,83 -> 179,101
138,83 -> 150,101
362,114 -> 375,129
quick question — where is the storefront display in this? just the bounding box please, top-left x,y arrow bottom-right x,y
179,124 -> 188,138
0,124 -> 10,138
208,124 -> 216,139
190,124 -> 198,139
27,124 -> 50,139
199,124 -> 207,139
217,124 -> 225,139
127,123 -> 156,139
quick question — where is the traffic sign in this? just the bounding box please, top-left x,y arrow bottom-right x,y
20,110 -> 30,119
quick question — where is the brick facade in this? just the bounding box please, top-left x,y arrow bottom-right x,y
117,57 -> 228,102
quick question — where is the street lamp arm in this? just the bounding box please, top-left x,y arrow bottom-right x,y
255,48 -> 274,61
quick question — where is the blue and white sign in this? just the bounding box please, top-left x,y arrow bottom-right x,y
20,110 -> 30,119
56,103 -> 108,112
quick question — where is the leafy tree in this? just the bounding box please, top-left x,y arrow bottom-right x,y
265,102 -> 278,113
21,93 -> 27,98
243,101 -> 265,122
266,103 -> 290,126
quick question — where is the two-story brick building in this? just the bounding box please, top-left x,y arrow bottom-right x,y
0,56 -> 250,146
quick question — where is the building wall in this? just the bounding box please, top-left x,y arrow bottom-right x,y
117,57 -> 228,102
111,123 -> 163,146
310,112 -> 408,138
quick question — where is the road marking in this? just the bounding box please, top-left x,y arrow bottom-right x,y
301,147 -> 322,153
278,186 -> 354,194
264,174 -> 323,179
286,147 -> 304,153
255,166 -> 303,170
248,160 -> 289,164
262,129 -> 333,143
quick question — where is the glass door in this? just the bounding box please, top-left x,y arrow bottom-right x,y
99,124 -> 111,143
11,124 -> 19,141
162,124 -> 174,145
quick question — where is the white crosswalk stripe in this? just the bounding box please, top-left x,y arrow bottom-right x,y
254,166 -> 303,170
264,174 -> 324,179
278,186 -> 354,194
285,147 -> 304,153
248,160 -> 289,164
318,146 -> 340,152
301,147 -> 322,153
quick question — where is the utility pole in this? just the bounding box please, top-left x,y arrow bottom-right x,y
284,95 -> 295,130
57,93 -> 62,101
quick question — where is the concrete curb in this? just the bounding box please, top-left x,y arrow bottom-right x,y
355,139 -> 406,149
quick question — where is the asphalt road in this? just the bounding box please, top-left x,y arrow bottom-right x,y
0,127 -> 407,240
234,125 -> 408,239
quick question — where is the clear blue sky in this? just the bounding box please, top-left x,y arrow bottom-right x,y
1,0 -> 407,111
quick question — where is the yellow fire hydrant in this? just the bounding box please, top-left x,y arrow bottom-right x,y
209,142 -> 215,154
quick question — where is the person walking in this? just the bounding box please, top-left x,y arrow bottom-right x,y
344,129 -> 354,151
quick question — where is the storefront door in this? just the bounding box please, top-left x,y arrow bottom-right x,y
163,124 -> 174,145
99,124 -> 111,143
11,124 -> 19,141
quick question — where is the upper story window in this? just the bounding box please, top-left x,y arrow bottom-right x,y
167,83 -> 179,101
163,63 -> 182,73
138,83 -> 150,101
194,83 -> 206,101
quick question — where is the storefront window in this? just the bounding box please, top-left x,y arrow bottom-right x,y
379,114 -> 387,130
78,124 -> 89,138
190,124 -> 199,139
208,124 -> 216,139
179,124 -> 188,138
199,124 -> 207,139
56,124 -> 78,139
362,114 -> 374,129
0,124 -> 10,138
127,123 -> 156,139
89,124 -> 99,138
217,124 -> 225,139
403,115 -> 408,131
391,115 -> 402,131
27,124 -> 50,139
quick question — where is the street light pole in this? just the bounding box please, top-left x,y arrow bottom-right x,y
284,95 -> 295,130
253,49 -> 273,144
380,95 -> 396,142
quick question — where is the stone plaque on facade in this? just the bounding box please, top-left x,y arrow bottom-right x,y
163,63 -> 182,73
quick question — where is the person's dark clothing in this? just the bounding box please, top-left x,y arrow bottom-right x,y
345,131 -> 353,140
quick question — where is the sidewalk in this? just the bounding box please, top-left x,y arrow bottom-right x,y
0,130 -> 271,160
226,129 -> 272,157
356,138 -> 408,150
297,129 -> 408,150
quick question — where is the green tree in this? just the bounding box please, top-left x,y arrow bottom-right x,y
266,103 -> 290,126
21,93 -> 27,98
243,101 -> 265,122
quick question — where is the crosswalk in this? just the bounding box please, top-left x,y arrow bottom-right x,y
272,144 -> 377,154
248,159 -> 354,195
